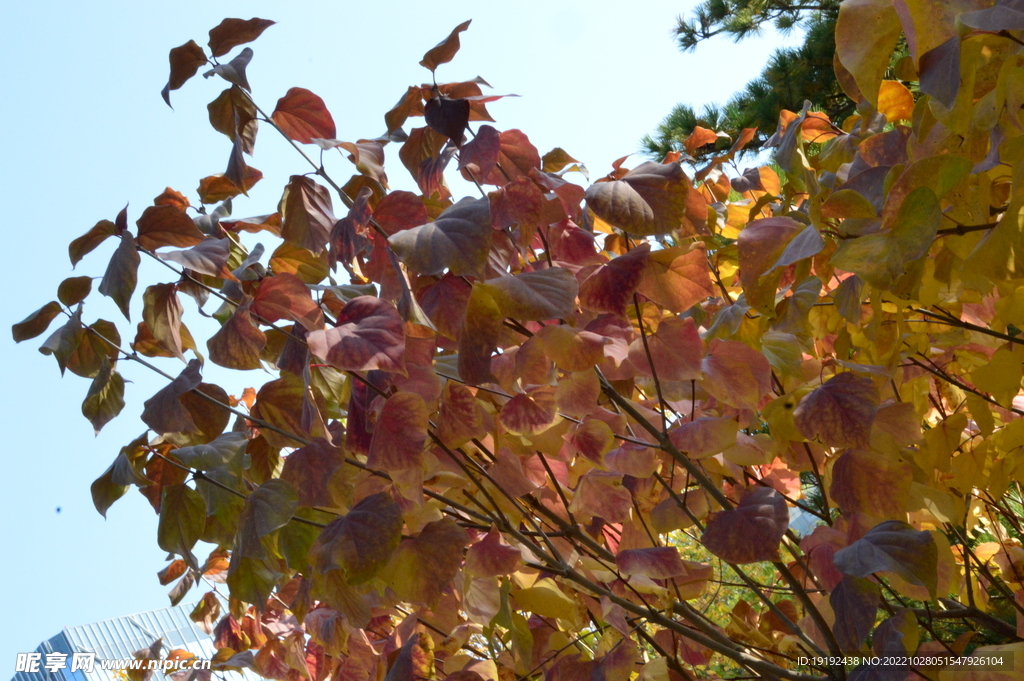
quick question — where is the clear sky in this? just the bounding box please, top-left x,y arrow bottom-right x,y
0,0 -> 800,665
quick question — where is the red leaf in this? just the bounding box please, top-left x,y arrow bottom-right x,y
252,272 -> 324,331
669,417 -> 739,460
207,299 -> 267,370
627,317 -> 702,382
637,243 -> 714,312
307,296 -> 405,374
281,438 -> 347,508
481,129 -> 541,185
373,191 -> 429,236
458,124 -> 500,181
794,372 -> 879,448
435,382 -> 486,447
700,486 -> 788,564
500,386 -> 557,435
272,88 -> 337,144
830,448 -> 911,520
616,547 -> 688,579
700,339 -> 772,410
466,526 -> 521,577
208,18 -> 275,58
367,392 -> 429,470
579,244 -> 650,317
570,471 -> 632,524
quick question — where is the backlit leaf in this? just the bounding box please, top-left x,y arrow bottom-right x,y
384,519 -> 469,605
794,372 -> 879,448
69,219 -> 118,267
12,301 -> 63,342
162,40 -> 207,106
637,243 -> 714,313
367,392 -> 429,470
208,299 -> 267,370
578,243 -> 650,317
158,484 -> 206,570
81,359 -> 126,434
141,359 -> 203,435
280,175 -> 336,255
833,520 -> 938,598
272,88 -> 337,144
701,487 -> 788,564
307,296 -> 405,374
311,492 -> 403,584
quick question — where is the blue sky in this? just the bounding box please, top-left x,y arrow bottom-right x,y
0,0 -> 799,664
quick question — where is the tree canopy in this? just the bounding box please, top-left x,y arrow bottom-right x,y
13,6 -> 1024,681
643,0 -> 858,161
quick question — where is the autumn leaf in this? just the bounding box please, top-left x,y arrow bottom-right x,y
306,296 -> 405,374
208,18 -> 275,57
420,20 -> 472,71
388,197 -> 492,278
700,487 -> 789,564
312,492 -> 403,584
272,88 -> 337,144
794,372 -> 879,448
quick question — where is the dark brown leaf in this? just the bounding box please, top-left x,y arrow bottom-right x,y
424,96 -> 470,146
136,206 -> 205,251
280,175 -> 337,255
208,18 -> 275,58
69,219 -> 118,267
208,299 -> 267,370
12,301 -> 63,342
141,359 -> 203,435
163,40 -> 207,107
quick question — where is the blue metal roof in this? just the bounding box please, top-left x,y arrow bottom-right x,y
11,602 -> 260,681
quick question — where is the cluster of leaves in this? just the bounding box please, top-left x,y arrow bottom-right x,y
13,6 -> 1024,681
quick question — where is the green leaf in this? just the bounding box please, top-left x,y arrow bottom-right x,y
91,462 -> 129,519
234,478 -> 298,560
158,484 -> 207,570
81,359 -> 126,434
58,276 -> 93,307
384,519 -> 469,605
